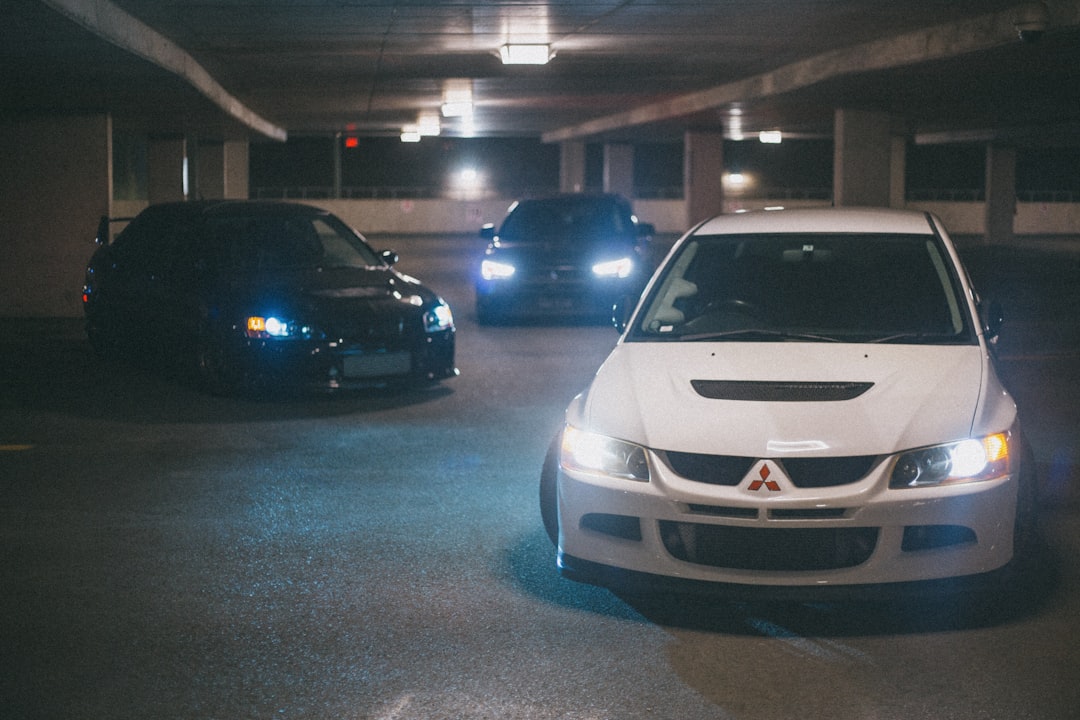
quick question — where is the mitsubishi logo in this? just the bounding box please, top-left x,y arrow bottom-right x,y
748,462 -> 782,492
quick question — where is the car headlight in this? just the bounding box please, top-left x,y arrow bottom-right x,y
592,257 -> 634,279
481,259 -> 516,280
245,316 -> 317,340
889,433 -> 1011,488
424,301 -> 454,333
560,425 -> 650,482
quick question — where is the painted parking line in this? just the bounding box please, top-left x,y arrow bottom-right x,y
0,444 -> 34,451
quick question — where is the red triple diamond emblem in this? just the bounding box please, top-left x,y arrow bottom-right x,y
748,463 -> 782,492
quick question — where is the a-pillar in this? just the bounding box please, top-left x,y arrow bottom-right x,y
985,144 -> 1016,244
684,130 -> 724,228
148,134 -> 187,203
197,139 -> 250,199
603,143 -> 634,199
833,109 -> 895,207
560,141 -> 586,193
0,114 -> 112,316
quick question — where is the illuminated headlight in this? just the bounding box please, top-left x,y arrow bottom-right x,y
889,433 -> 1011,488
424,301 -> 455,332
481,259 -> 516,280
245,316 -> 314,340
560,425 -> 650,482
592,257 -> 634,279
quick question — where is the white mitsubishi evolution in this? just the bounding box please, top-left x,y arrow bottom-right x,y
541,207 -> 1038,601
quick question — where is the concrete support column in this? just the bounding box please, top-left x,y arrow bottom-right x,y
0,114 -> 112,316
890,136 -> 907,209
148,134 -> 187,203
603,143 -> 634,198
196,140 -> 248,199
985,144 -> 1016,244
560,141 -> 586,193
684,130 -> 724,228
833,109 -> 892,207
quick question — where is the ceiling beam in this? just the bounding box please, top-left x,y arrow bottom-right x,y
41,0 -> 287,141
541,4 -> 1070,144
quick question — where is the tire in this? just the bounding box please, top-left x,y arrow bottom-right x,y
539,432 -> 561,546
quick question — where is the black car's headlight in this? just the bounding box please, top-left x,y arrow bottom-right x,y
889,433 -> 1011,488
245,316 -> 318,340
560,425 -> 650,482
592,257 -> 634,279
424,300 -> 454,333
481,259 -> 516,280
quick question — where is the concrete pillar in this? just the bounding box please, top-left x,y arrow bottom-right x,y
890,136 -> 907,209
603,143 -> 634,198
560,141 -> 586,193
684,130 -> 724,228
148,134 -> 187,203
0,114 -> 111,316
985,145 -> 1016,244
833,109 -> 891,207
197,139 -> 249,200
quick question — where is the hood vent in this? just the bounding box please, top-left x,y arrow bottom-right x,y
690,380 -> 873,402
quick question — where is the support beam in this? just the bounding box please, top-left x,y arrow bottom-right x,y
603,144 -> 634,198
985,145 -> 1017,244
560,141 -> 586,193
41,0 -> 286,141
833,109 -> 892,207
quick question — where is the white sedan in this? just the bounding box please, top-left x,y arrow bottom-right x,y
541,207 -> 1038,600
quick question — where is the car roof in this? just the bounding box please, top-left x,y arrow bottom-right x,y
692,207 -> 937,236
135,200 -> 330,221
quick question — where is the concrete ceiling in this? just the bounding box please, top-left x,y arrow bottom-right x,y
2,0 -> 1079,148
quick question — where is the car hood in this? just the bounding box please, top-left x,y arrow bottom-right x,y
571,342 -> 1007,458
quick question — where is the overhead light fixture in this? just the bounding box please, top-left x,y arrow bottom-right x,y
400,129 -> 421,143
441,101 -> 473,118
759,130 -> 783,144
499,44 -> 551,65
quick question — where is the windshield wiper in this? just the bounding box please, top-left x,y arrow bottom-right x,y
679,328 -> 843,342
867,332 -> 947,344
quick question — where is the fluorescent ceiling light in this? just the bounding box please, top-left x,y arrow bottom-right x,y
441,101 -> 473,118
400,126 -> 421,143
759,130 -> 783,144
499,44 -> 550,65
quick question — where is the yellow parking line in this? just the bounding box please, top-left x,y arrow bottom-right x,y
0,444 -> 34,451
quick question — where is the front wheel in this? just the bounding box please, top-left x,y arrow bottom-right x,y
540,432 -> 561,546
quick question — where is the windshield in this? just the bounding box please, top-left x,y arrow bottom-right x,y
629,232 -> 976,344
499,198 -> 632,242
208,214 -> 382,273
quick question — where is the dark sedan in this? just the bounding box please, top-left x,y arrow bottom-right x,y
82,201 -> 456,394
475,194 -> 654,324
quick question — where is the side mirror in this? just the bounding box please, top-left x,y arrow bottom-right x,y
612,295 -> 635,333
96,215 -> 110,245
480,223 -> 495,241
380,249 -> 399,266
982,299 -> 1004,340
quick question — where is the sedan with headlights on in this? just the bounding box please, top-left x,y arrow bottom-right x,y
542,207 -> 1038,604
83,201 -> 456,395
476,194 -> 654,323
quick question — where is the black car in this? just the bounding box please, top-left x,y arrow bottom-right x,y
82,201 -> 456,394
475,194 -> 654,323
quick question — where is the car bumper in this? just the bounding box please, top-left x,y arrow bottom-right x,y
555,459 -> 1019,592
235,329 -> 456,390
476,278 -> 639,318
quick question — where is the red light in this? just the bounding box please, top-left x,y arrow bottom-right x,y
344,136 -> 359,149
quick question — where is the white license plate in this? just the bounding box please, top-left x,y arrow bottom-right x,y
343,352 -> 412,378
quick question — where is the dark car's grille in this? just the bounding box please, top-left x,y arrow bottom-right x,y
660,522 -> 878,571
320,301 -> 412,342
663,452 -> 879,488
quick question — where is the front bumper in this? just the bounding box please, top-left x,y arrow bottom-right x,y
235,328 -> 456,390
556,454 -> 1019,592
